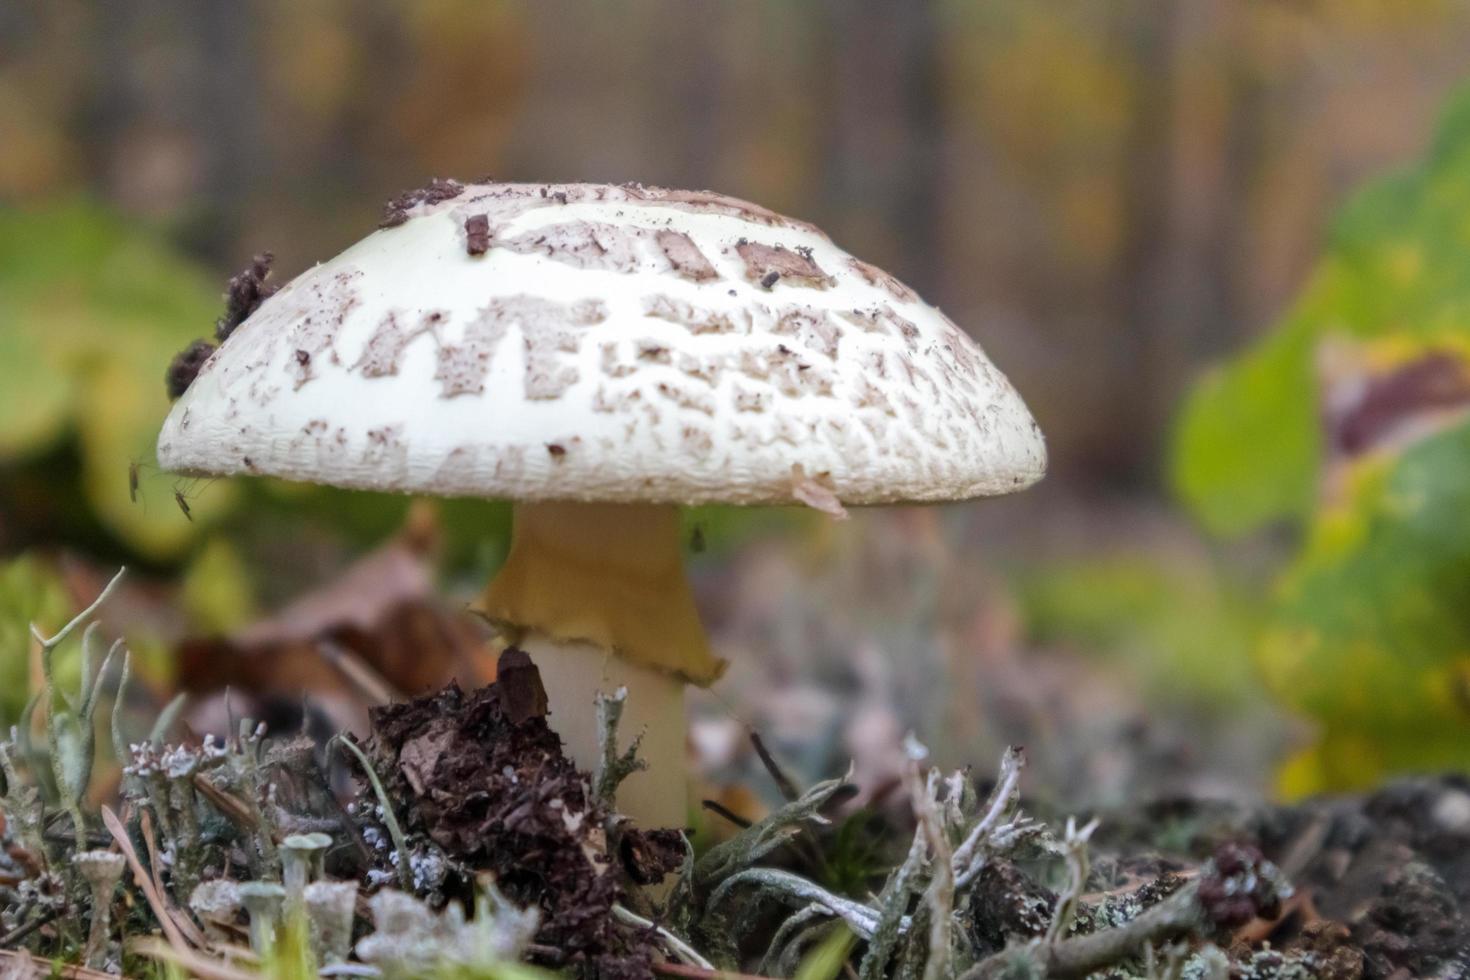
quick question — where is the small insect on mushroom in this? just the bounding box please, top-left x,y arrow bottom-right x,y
170,477 -> 215,522
128,460 -> 141,504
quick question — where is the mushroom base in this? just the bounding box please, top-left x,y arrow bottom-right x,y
516,630 -> 689,830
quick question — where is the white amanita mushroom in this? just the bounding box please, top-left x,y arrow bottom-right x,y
158,181 -> 1045,829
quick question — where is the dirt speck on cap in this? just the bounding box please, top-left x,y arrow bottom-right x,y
380,177 -> 466,228
166,339 -> 218,400
464,213 -> 491,256
737,240 -> 833,290
216,252 -> 277,342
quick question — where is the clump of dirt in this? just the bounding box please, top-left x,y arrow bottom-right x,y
379,177 -> 465,228
165,338 -> 217,399
465,213 -> 491,255
216,252 -> 277,342
364,648 -> 667,979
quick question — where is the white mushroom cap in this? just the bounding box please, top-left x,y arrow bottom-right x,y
158,182 -> 1045,505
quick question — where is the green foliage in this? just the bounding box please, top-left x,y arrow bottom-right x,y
0,556 -> 72,722
1171,85 -> 1470,536
794,925 -> 857,980
1019,554 -> 1264,710
1169,85 -> 1470,791
0,199 -> 235,558
1263,420 -> 1470,794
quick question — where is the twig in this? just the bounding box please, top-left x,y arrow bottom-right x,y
140,808 -> 211,948
958,881 -> 1204,980
100,805 -> 190,951
129,937 -> 258,980
652,962 -> 773,980
708,868 -> 887,938
749,731 -> 800,802
0,906 -> 62,947
0,947 -> 115,979
193,772 -> 269,837
700,799 -> 754,829
329,735 -> 412,890
316,640 -> 402,705
613,904 -> 714,969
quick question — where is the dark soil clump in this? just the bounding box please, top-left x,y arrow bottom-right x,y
380,177 -> 465,228
165,338 -> 217,399
216,252 -> 277,342
365,649 -> 668,979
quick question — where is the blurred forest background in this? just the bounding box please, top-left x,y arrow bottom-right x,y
4,0 -> 1470,817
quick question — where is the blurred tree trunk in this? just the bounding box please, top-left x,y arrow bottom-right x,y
190,0 -> 266,263
1106,0 -> 1268,487
815,0 -> 943,296
1107,0 -> 1184,486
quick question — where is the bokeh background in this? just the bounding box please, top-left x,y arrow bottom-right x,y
5,1 -> 1470,817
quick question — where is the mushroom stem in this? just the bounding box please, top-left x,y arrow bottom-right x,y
481,501 -> 723,829
519,631 -> 688,827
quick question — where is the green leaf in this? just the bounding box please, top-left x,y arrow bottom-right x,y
1259,419 -> 1470,786
1170,82 -> 1470,536
0,200 -> 227,558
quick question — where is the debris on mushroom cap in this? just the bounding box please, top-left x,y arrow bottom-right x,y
381,177 -> 465,228
165,339 -> 217,400
157,181 -> 1046,507
217,252 -> 278,342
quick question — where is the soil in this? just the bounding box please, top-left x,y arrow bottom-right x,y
356,657 -> 1467,978
362,648 -> 672,979
1090,776 -> 1470,977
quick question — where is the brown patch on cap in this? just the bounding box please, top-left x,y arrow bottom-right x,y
736,240 -> 834,290
380,177 -> 465,228
847,256 -> 917,303
216,253 -> 277,342
622,184 -> 829,238
643,294 -> 746,335
464,213 -> 490,256
166,340 -> 218,400
654,229 -> 719,282
493,220 -> 643,273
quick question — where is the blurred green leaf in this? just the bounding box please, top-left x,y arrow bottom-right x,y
1259,418 -> 1470,789
1020,554 -> 1264,710
179,537 -> 258,635
0,556 -> 70,723
1169,84 -> 1470,791
0,199 -> 233,558
1171,84 -> 1470,536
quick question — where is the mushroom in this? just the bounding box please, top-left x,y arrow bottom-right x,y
157,182 -> 1045,829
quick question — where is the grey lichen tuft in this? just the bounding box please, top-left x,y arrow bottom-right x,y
356,882 -> 539,979
239,881 -> 287,955
73,849 -> 126,969
280,832 -> 333,917
189,879 -> 243,944
304,880 -> 359,963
